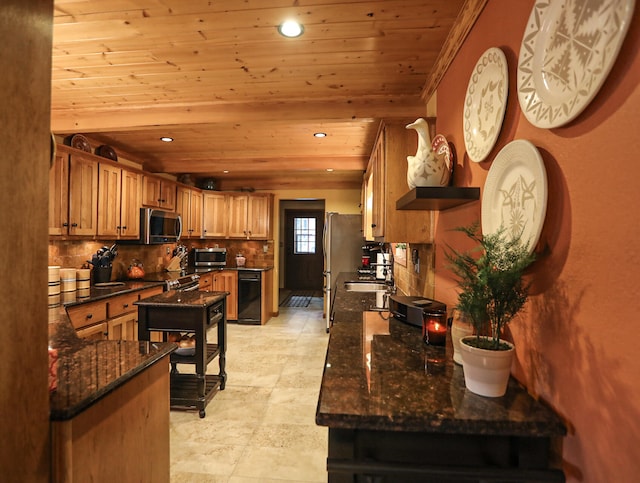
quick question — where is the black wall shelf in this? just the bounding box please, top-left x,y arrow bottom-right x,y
396,186 -> 480,211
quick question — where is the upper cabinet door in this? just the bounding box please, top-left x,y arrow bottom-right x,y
177,187 -> 203,238
227,194 -> 249,238
49,147 -> 69,236
142,176 -> 176,211
120,169 -> 142,239
247,194 -> 272,240
97,164 -> 122,238
202,192 -> 228,238
68,153 -> 98,236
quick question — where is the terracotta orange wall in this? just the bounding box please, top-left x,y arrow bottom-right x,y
433,1 -> 640,481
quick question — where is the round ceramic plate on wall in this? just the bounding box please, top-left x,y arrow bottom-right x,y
517,0 -> 635,129
481,140 -> 548,254
463,47 -> 508,163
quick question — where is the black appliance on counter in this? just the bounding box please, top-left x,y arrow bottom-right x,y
389,295 -> 447,328
190,247 -> 227,268
237,270 -> 261,324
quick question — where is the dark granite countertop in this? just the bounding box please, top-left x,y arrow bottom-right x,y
331,272 -> 380,314
48,312 -> 175,421
48,282 -> 176,421
134,289 -> 227,308
316,279 -> 567,438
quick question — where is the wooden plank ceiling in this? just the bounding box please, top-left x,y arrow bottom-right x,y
51,0 -> 481,191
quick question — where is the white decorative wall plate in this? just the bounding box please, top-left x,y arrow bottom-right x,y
464,47 -> 509,162
517,0 -> 635,129
481,140 -> 548,254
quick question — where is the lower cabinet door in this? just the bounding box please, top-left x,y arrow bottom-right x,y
76,322 -> 108,340
108,312 -> 137,341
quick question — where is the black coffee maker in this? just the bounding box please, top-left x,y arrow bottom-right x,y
359,243 -> 383,278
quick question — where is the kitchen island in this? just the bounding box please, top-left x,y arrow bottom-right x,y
48,301 -> 175,482
316,277 -> 567,482
136,289 -> 228,418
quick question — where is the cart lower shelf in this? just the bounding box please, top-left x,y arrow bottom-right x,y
169,373 -> 223,418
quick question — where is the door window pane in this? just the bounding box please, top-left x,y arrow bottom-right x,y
294,217 -> 316,254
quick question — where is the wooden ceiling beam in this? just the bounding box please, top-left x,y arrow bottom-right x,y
422,0 -> 489,101
154,157 -> 367,174
51,96 -> 426,132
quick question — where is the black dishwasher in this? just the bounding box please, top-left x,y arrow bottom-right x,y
238,270 -> 261,324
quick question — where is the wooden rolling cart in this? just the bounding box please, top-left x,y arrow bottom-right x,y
136,290 -> 227,418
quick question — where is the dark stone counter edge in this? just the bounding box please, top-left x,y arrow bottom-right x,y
315,404 -> 568,438
62,281 -> 166,308
134,290 -> 228,308
193,266 -> 274,272
50,342 -> 176,421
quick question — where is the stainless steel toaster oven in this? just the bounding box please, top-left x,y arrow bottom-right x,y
190,247 -> 227,267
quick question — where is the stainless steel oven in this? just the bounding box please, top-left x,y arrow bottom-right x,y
166,273 -> 200,291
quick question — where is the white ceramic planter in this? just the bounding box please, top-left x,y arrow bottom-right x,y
451,317 -> 474,365
459,336 -> 514,397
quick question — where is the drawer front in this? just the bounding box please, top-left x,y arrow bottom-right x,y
107,292 -> 140,318
67,301 -> 108,329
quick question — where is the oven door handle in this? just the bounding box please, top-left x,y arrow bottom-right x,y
181,283 -> 200,292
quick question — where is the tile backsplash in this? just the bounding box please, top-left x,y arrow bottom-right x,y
49,239 -> 275,281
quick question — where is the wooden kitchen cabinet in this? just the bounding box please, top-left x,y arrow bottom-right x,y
202,192 -> 228,238
51,356 -> 170,483
198,272 -> 214,291
228,193 -> 273,240
142,175 -> 176,211
67,286 -> 164,342
49,145 -> 99,236
97,163 -> 143,239
107,311 -> 137,341
213,270 -> 238,320
177,186 -> 203,238
197,270 -> 237,320
363,121 -> 433,243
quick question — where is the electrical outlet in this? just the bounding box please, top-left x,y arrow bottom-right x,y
263,244 -> 269,253
166,247 -> 171,255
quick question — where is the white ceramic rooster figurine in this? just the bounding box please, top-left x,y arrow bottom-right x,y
405,118 -> 450,188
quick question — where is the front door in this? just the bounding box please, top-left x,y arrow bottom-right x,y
284,209 -> 324,290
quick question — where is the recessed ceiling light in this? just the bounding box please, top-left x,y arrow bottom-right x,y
223,170 -> 229,174
314,132 -> 327,138
160,136 -> 173,142
278,20 -> 304,38
326,168 -> 334,172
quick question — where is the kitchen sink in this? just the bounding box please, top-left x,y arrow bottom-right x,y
344,281 -> 389,292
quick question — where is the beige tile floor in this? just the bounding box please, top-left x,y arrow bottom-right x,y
169,296 -> 329,482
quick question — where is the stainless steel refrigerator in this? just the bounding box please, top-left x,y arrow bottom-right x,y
323,212 -> 363,331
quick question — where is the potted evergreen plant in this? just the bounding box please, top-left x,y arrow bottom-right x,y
446,222 -> 535,397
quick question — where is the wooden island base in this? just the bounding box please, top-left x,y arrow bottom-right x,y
51,355 -> 170,483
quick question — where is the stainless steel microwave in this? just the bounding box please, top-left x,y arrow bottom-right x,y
190,247 -> 227,267
140,208 -> 182,244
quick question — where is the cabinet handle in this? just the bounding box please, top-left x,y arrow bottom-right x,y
62,222 -> 69,227
371,224 -> 377,228
122,225 -> 127,230
86,313 -> 93,319
71,223 -> 78,227
123,304 -> 129,308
